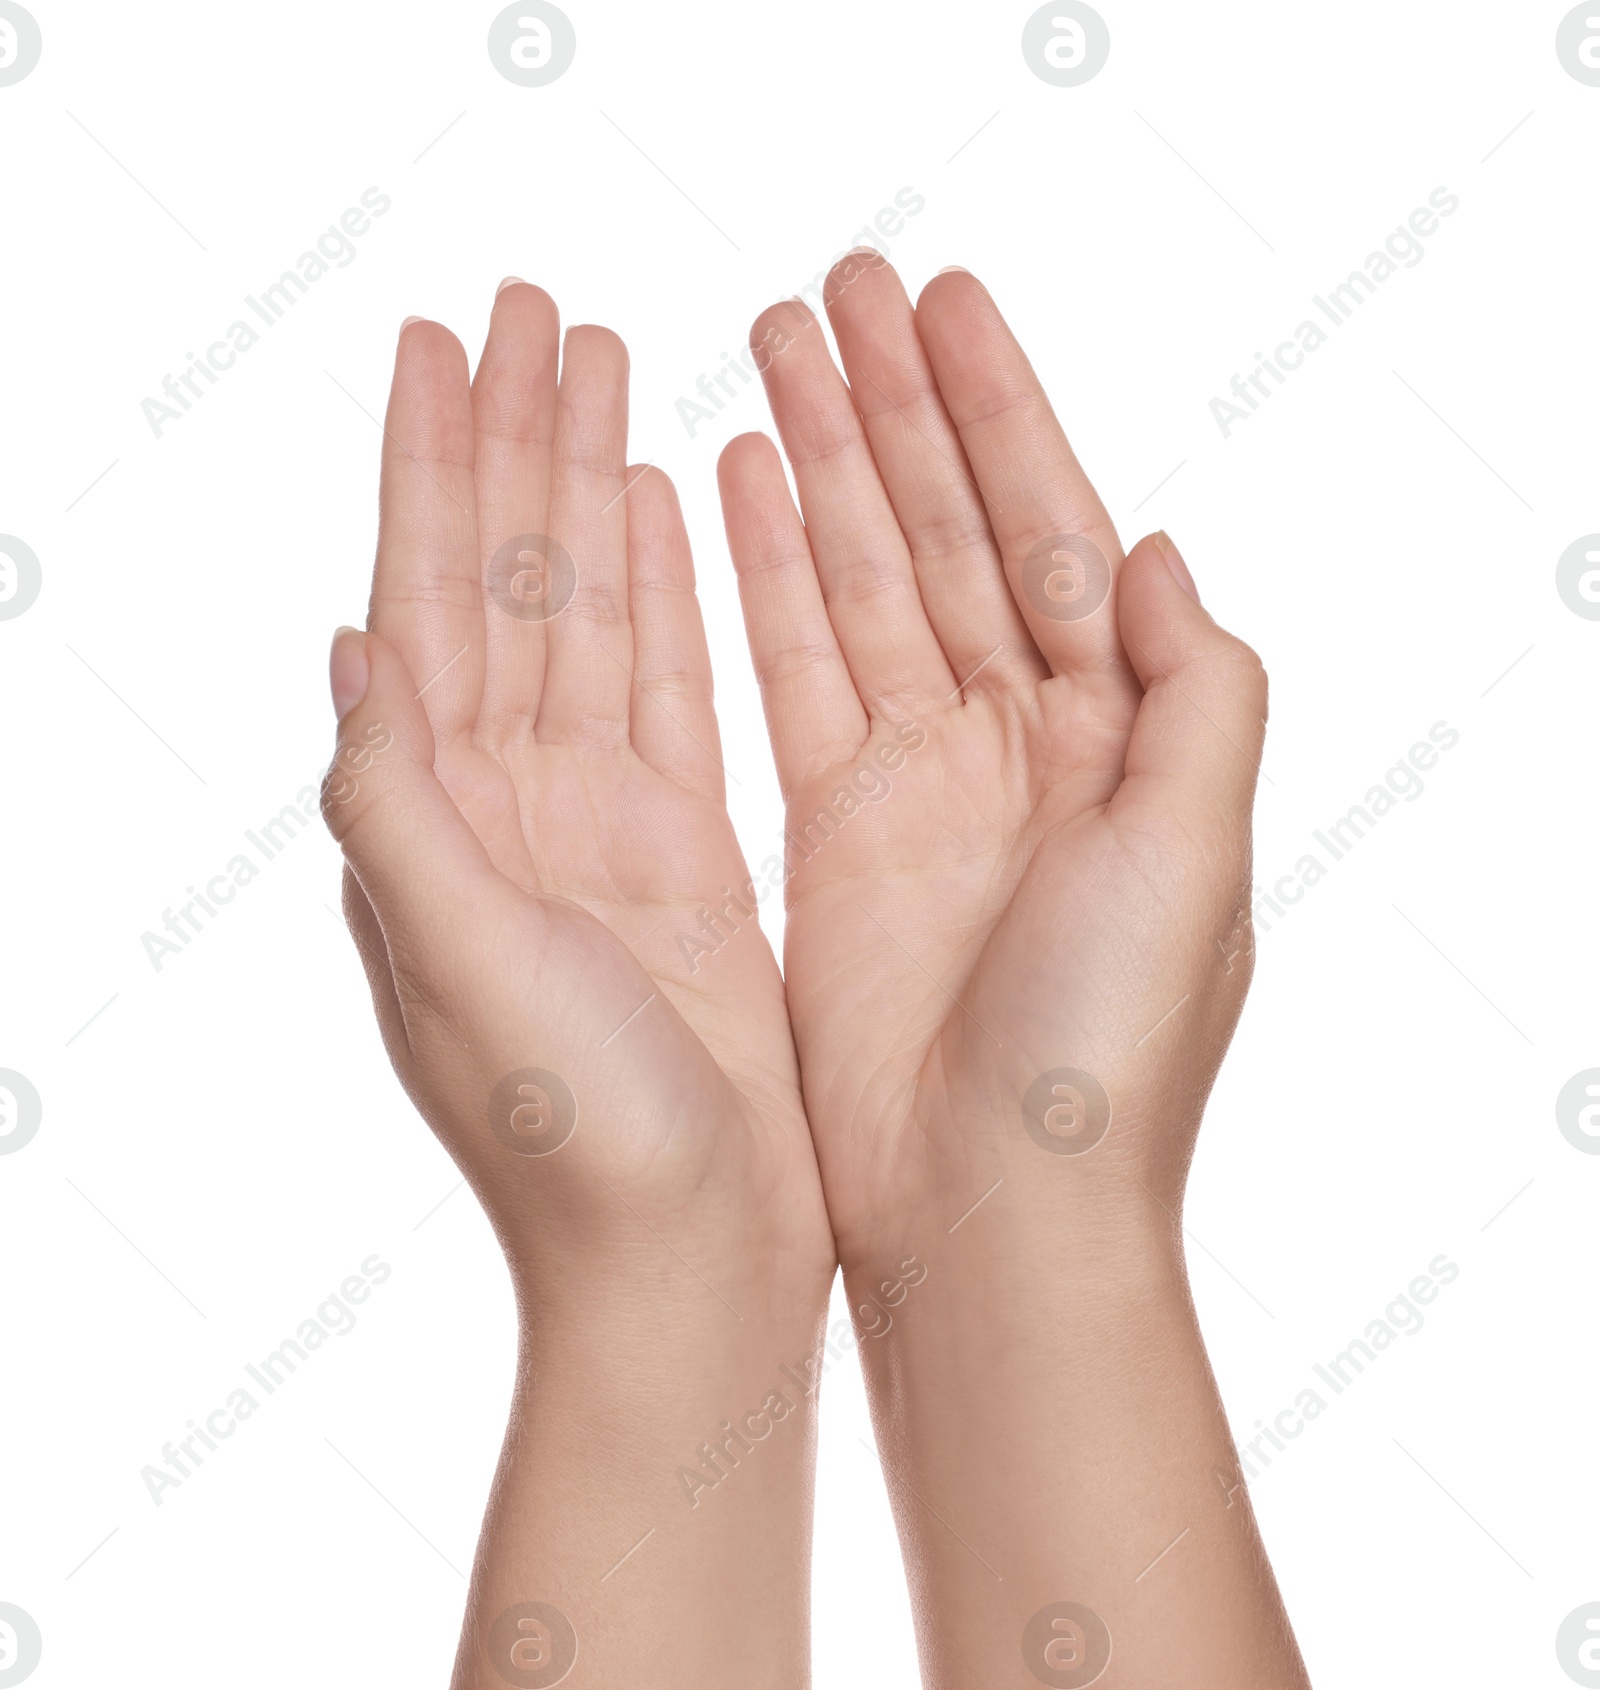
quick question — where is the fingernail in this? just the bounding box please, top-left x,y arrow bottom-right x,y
841,245 -> 880,259
496,275 -> 525,295
938,264 -> 970,274
330,626 -> 370,719
1154,531 -> 1200,604
400,315 -> 424,334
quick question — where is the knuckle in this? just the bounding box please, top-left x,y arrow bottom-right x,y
739,544 -> 812,581
758,639 -> 842,689
637,668 -> 709,709
319,763 -> 366,845
319,721 -> 398,845
1194,634 -> 1268,703
903,506 -> 996,565
1227,639 -> 1270,713
823,555 -> 905,609
562,585 -> 625,625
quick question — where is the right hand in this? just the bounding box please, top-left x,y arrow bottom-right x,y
717,257 -> 1268,1274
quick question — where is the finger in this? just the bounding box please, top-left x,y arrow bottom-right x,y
717,431 -> 868,796
823,254 -> 1045,698
624,465 -> 726,804
472,279 -> 561,743
753,295 -> 956,715
1111,534 -> 1268,853
534,325 -> 633,747
368,319 -> 485,740
915,271 -> 1130,680
323,628 -> 532,1000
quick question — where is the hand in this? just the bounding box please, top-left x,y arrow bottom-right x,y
324,284 -> 832,1689
326,286 -> 829,1290
718,255 -> 1305,1689
718,254 -> 1266,1267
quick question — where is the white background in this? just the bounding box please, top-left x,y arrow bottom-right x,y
2,2 -> 1596,1685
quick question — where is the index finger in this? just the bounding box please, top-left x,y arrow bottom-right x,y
914,271 -> 1130,681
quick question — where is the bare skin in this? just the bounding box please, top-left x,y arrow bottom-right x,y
717,252 -> 1310,1688
323,260 -> 1310,1689
323,283 -> 833,1690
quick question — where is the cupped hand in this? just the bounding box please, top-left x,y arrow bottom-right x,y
717,256 -> 1268,1271
324,284 -> 831,1308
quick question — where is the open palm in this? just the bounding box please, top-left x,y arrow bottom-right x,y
328,285 -> 826,1271
718,260 -> 1267,1266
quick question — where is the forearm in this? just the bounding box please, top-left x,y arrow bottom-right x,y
846,1197 -> 1308,1689
451,1265 -> 830,1690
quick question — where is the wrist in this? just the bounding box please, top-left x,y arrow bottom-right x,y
455,1271 -> 831,1690
835,1100 -> 1190,1293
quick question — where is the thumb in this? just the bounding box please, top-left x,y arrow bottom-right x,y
321,627 -> 521,964
1112,532 -> 1268,849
